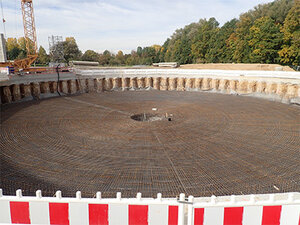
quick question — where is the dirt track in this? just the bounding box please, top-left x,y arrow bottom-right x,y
73,63 -> 295,71
180,63 -> 294,71
1,91 -> 299,197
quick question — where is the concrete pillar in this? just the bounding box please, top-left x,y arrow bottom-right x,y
69,80 -> 77,94
31,82 -> 41,99
211,79 -> 219,91
286,84 -> 297,98
23,84 -> 32,97
195,78 -> 202,89
153,77 -> 160,90
113,78 -> 121,89
256,82 -> 266,93
160,77 -> 168,91
229,80 -> 237,92
247,81 -> 257,93
237,80 -> 248,94
130,77 -> 138,89
145,77 -> 153,88
49,82 -> 57,93
185,78 -> 193,90
219,79 -> 228,93
40,82 -> 50,94
201,78 -> 211,91
122,78 -> 130,90
265,83 -> 277,95
104,78 -> 113,91
60,80 -> 68,94
177,78 -> 185,91
276,83 -> 287,98
95,78 -> 104,92
0,34 -> 7,62
137,78 -> 145,89
87,79 -> 95,92
169,77 -> 176,91
2,86 -> 12,103
12,84 -> 21,101
79,79 -> 87,93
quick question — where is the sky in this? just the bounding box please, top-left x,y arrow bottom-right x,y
1,0 -> 274,54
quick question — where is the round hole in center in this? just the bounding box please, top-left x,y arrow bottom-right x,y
131,113 -> 165,122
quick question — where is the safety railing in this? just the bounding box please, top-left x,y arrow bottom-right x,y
0,189 -> 299,225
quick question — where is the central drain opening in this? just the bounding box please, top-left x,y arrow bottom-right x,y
131,113 -> 166,122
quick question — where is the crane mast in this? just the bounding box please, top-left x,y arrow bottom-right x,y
21,0 -> 37,56
13,0 -> 38,70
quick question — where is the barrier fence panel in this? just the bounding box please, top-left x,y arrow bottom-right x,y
187,193 -> 300,225
1,189 -> 300,225
0,189 -> 185,225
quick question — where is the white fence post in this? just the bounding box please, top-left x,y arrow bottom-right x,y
187,195 -> 194,225
96,191 -> 101,200
178,193 -> 185,225
55,190 -> 62,199
117,192 -> 122,201
36,190 -> 42,199
76,191 -> 81,200
16,189 -> 22,198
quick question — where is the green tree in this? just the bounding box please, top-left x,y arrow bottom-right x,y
191,18 -> 219,63
81,50 -> 99,62
36,46 -> 50,65
17,37 -> 27,59
115,50 -> 125,65
278,0 -> 300,65
137,47 -> 143,57
206,19 -> 238,63
248,17 -> 283,63
63,37 -> 82,62
99,50 -> 112,66
6,38 -> 21,60
245,0 -> 293,24
230,14 -> 253,63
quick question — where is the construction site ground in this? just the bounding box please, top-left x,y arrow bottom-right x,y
1,91 -> 299,198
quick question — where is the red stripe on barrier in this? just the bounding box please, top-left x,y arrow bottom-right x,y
88,204 -> 108,225
262,205 -> 282,225
49,203 -> 69,225
129,205 -> 148,225
168,205 -> 178,225
194,208 -> 204,225
223,207 -> 243,225
10,202 -> 31,224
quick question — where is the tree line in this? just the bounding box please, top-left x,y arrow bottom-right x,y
5,0 -> 299,66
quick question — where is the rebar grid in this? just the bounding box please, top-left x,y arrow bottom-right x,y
0,91 -> 299,198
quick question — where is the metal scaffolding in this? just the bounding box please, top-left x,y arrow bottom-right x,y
48,35 -> 64,64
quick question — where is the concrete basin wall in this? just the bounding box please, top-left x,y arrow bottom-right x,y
0,69 -> 299,104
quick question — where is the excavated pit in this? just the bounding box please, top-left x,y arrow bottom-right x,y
131,113 -> 165,122
0,91 -> 299,198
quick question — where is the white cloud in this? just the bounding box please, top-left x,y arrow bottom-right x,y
1,0 -> 274,53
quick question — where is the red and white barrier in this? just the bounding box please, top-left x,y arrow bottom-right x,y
191,205 -> 300,225
1,189 -> 300,225
187,194 -> 300,225
0,190 -> 183,225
